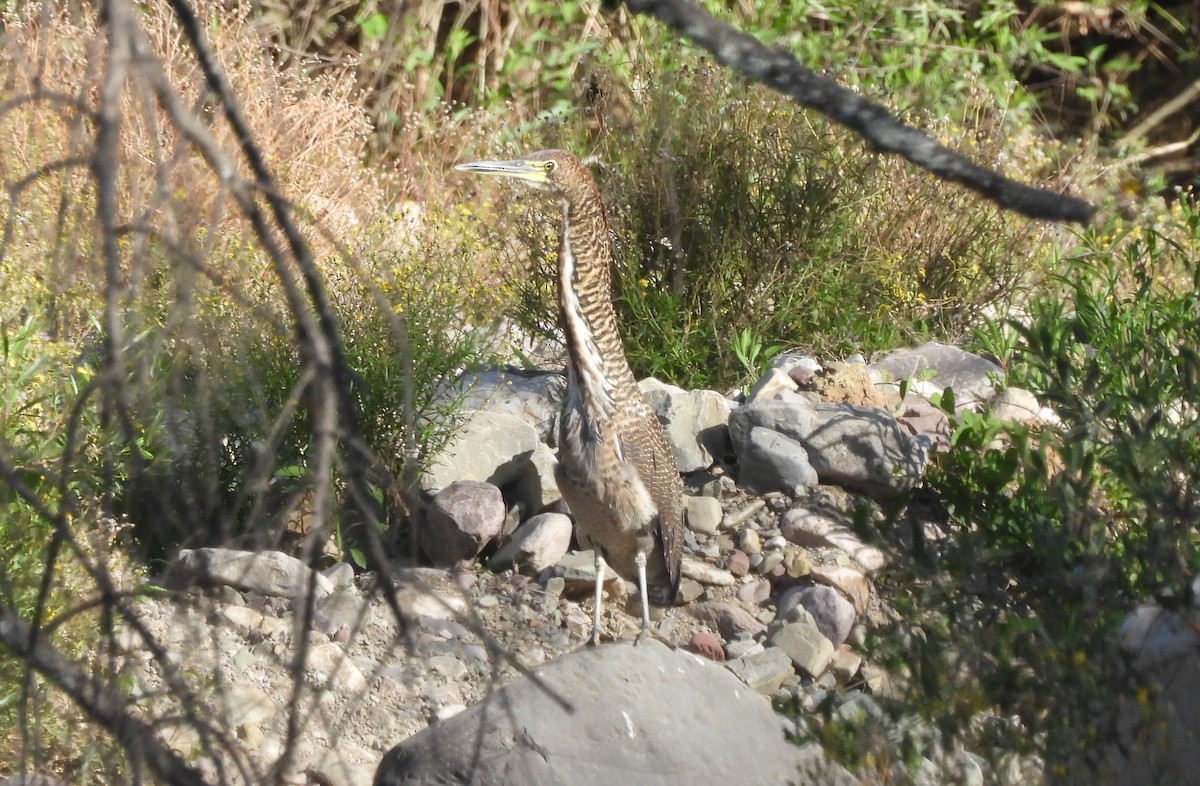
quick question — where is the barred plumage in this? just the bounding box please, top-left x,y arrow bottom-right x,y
456,149 -> 683,643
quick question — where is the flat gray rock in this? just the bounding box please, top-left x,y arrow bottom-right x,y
373,639 -> 855,786
730,394 -> 924,499
871,342 -> 1003,411
420,411 -> 540,494
639,378 -> 733,472
169,548 -> 333,599
435,367 -> 565,443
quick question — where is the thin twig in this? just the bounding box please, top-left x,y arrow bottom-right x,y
1116,76 -> 1200,149
622,0 -> 1096,224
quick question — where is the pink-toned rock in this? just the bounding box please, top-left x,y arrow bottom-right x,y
736,579 -> 772,606
726,550 -> 751,577
780,508 -> 887,572
808,564 -> 871,615
689,631 -> 726,662
897,400 -> 951,452
687,601 -> 766,640
422,481 -> 505,565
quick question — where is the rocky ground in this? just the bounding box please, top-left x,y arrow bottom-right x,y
17,341 -> 1197,786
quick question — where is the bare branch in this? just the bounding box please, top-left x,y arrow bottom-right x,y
622,0 -> 1096,224
0,607 -> 213,786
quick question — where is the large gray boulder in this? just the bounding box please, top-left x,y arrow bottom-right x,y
420,411 -> 540,494
729,393 -> 924,499
730,424 -> 819,496
435,367 -> 565,443
639,378 -> 733,472
870,341 -> 1003,412
373,640 -> 856,786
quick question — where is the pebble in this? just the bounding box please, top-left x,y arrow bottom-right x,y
783,548 -> 813,578
736,579 -> 772,606
689,631 -> 726,661
739,528 -> 763,555
757,552 -> 785,574
684,495 -> 723,535
681,557 -> 736,587
722,500 -> 766,530
763,535 -> 787,550
724,646 -> 794,696
725,550 -> 751,577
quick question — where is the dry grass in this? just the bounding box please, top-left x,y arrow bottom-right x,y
0,0 -> 389,299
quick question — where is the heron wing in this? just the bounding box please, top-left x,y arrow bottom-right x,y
616,415 -> 683,593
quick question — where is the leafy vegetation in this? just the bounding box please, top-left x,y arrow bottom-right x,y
1,0 -> 1199,781
849,193 -> 1200,774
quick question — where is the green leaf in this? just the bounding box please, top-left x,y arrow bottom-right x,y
356,12 -> 388,43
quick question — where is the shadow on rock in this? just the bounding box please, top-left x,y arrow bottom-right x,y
374,638 -> 855,786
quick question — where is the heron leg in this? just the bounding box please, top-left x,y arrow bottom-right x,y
634,550 -> 651,645
589,550 -> 605,647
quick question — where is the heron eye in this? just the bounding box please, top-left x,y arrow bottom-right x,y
545,160 -> 557,173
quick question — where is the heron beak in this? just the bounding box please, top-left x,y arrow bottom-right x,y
454,158 -> 550,186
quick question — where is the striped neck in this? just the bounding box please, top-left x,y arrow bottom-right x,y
556,197 -> 636,422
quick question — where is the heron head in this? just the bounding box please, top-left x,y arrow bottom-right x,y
454,149 -> 583,198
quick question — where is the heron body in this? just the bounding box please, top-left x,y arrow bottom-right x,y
455,150 -> 683,642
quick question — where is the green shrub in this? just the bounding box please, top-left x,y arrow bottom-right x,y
879,192 -> 1200,770
468,50 -> 1067,389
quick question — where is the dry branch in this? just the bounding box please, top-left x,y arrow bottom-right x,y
622,0 -> 1097,224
